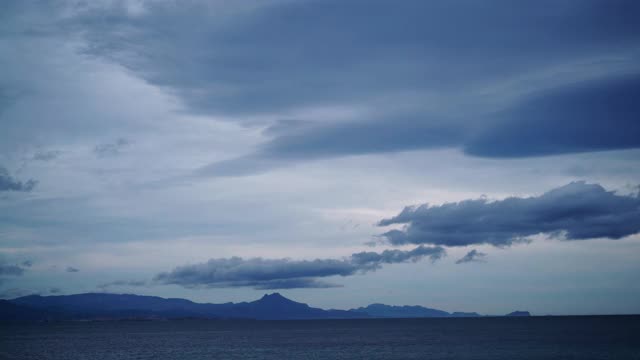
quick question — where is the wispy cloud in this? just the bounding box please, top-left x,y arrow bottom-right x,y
456,250 -> 487,264
97,280 -> 147,291
32,150 -> 61,162
0,261 -> 31,286
93,138 -> 130,157
0,166 -> 37,192
154,246 -> 445,289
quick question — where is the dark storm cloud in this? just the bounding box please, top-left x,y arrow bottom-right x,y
379,182 -> 640,247
201,69 -> 640,176
456,250 -> 487,264
154,246 -> 445,289
3,0 -> 639,175
198,117 -> 464,176
0,166 -> 37,192
73,0 -> 640,116
465,74 -> 640,157
65,266 -> 79,273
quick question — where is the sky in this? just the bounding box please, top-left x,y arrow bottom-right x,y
1,0 -> 640,316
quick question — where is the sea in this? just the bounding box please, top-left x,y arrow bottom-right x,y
1,316 -> 639,359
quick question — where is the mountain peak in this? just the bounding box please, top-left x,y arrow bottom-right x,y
506,311 -> 531,317
257,292 -> 295,304
261,292 -> 285,299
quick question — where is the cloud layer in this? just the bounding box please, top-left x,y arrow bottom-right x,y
154,246 -> 445,289
379,182 -> 640,247
68,0 -> 640,175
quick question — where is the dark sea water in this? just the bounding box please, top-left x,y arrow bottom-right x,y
2,316 -> 639,359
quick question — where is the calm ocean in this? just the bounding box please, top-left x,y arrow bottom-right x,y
2,316 -> 639,359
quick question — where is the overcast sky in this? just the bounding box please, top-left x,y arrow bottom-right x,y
1,0 -> 640,315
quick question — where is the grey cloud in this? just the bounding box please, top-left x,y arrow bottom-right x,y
154,257 -> 356,289
3,0 -> 640,176
97,280 -> 147,291
228,279 -> 340,290
0,261 -> 28,286
465,74 -> 640,158
198,116 -> 465,176
63,0 -> 640,176
32,149 -> 61,161
456,250 -> 487,264
21,260 -> 33,267
48,287 -> 61,294
379,182 -> 640,247
154,245 -> 445,289
262,117 -> 464,160
203,70 -> 640,176
351,246 -> 446,270
0,264 -> 26,276
93,138 -> 130,157
73,0 -> 640,116
66,267 -> 79,273
0,166 -> 37,192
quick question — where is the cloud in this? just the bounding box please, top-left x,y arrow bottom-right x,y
379,182 -> 640,247
32,150 -> 61,162
465,74 -> 640,158
0,261 -> 30,285
73,0 -> 640,116
49,0 -> 640,176
202,71 -> 640,176
350,246 -> 446,269
154,245 -> 445,289
0,264 -> 26,276
65,266 -> 80,273
0,166 -> 37,192
97,280 -> 147,291
93,138 -> 130,157
456,250 -> 487,264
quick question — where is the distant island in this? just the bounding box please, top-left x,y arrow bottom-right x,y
1,292 -> 529,321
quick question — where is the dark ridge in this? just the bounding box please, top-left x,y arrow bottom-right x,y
4,292 -> 530,321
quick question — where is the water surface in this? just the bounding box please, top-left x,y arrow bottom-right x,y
2,316 -> 639,359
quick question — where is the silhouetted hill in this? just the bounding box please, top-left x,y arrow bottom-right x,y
6,292 -> 529,321
451,312 -> 481,317
228,293 -> 364,320
0,300 -> 53,321
12,293 -> 226,319
9,292 -> 364,321
506,311 -> 531,317
351,303 -> 450,318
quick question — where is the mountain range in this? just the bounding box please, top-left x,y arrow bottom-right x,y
1,292 -> 529,321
